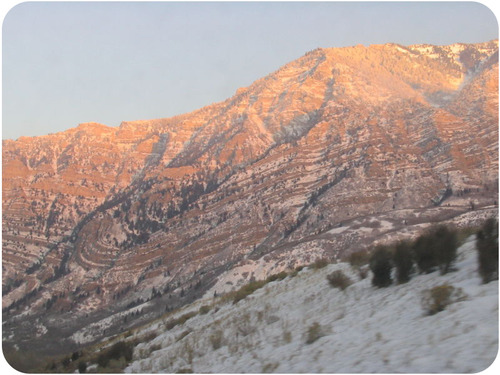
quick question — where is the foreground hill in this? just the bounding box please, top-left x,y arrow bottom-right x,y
41,233 -> 494,373
123,235 -> 497,373
2,40 -> 499,354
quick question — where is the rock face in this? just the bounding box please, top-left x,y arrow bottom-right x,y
2,41 -> 498,354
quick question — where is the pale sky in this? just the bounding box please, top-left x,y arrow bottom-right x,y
2,1 -> 499,140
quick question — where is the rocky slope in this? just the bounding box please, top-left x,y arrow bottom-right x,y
2,40 -> 498,355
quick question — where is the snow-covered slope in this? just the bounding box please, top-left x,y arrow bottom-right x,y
125,235 -> 498,373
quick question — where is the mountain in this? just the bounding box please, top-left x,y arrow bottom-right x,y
2,40 -> 498,356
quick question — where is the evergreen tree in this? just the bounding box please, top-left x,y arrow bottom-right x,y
434,225 -> 458,275
477,218 -> 499,283
369,245 -> 393,287
413,233 -> 437,274
393,240 -> 414,283
413,225 -> 457,275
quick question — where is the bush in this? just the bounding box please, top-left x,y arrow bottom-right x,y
198,305 -> 211,315
231,280 -> 267,304
209,330 -> 224,350
476,218 -> 499,284
78,361 -> 87,373
266,271 -> 289,282
305,322 -> 323,344
311,258 -> 329,269
347,249 -> 371,268
369,245 -> 393,287
176,368 -> 193,373
347,249 -> 370,280
62,357 -> 71,367
357,266 -> 369,280
166,311 -> 197,330
96,341 -> 134,368
421,284 -> 467,315
393,240 -> 414,284
326,270 -> 352,290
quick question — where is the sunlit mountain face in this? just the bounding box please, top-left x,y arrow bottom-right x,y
2,40 -> 498,356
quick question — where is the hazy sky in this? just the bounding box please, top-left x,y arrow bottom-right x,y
2,1 -> 499,140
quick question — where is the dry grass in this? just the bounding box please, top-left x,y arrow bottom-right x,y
327,270 -> 352,290
421,284 -> 468,315
305,322 -> 324,344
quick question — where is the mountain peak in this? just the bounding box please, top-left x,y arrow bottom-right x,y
74,122 -> 113,135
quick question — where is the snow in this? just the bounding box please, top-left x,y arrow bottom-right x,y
125,236 -> 498,373
35,321 -> 48,337
328,225 -> 348,235
396,46 -> 411,55
206,244 -> 327,296
71,302 -> 153,345
450,44 -> 466,55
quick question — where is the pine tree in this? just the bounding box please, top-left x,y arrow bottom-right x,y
477,218 -> 499,283
369,245 -> 393,287
393,240 -> 414,283
413,233 -> 437,274
434,225 -> 458,275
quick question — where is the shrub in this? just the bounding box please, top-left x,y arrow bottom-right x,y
209,330 -> 224,350
61,357 -> 71,367
166,311 -> 197,330
150,343 -> 163,352
347,249 -> 371,280
289,269 -> 300,278
96,341 -> 134,368
369,245 -> 393,287
393,240 -> 414,284
311,258 -> 329,269
347,249 -> 371,268
96,355 -> 108,369
327,270 -> 352,290
266,271 -> 288,282
283,330 -> 292,344
140,331 -> 157,343
421,284 -> 467,315
198,305 -> 211,315
262,362 -> 279,373
476,218 -> 499,283
72,351 -> 81,362
231,280 -> 267,304
176,368 -> 193,373
305,322 -> 323,344
357,266 -> 369,280
78,361 -> 87,373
